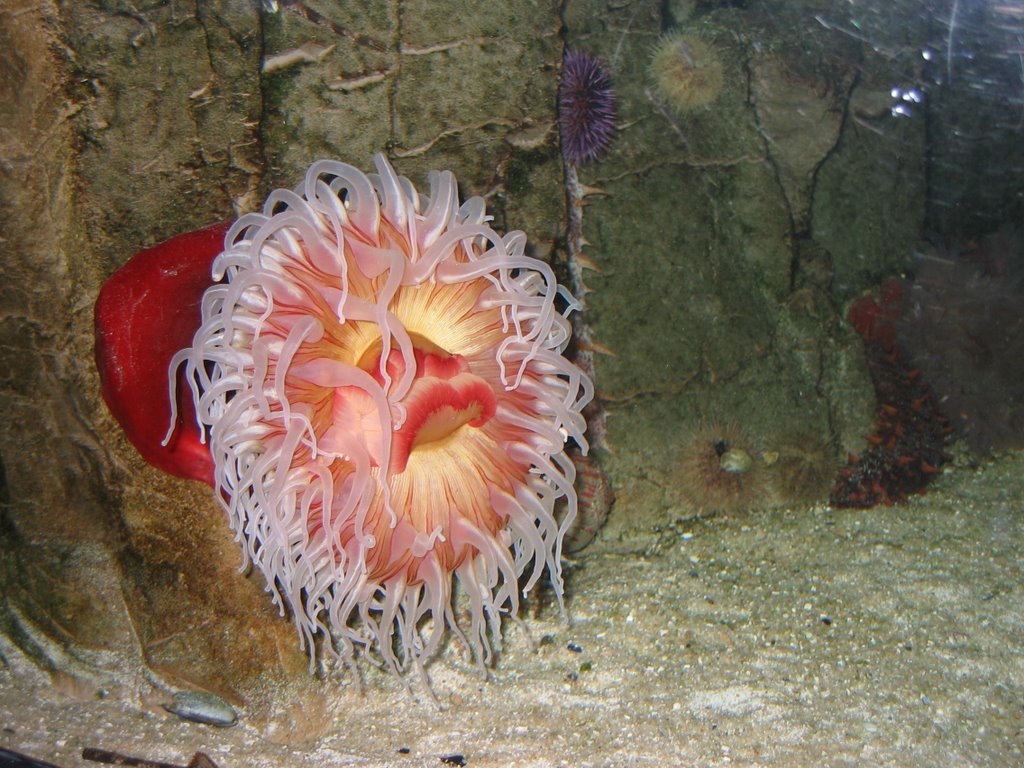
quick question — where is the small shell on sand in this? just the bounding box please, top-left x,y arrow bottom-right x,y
163,691 -> 238,727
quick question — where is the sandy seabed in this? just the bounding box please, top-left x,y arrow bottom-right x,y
2,451 -> 1022,768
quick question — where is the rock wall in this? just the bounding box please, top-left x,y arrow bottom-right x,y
560,0 -> 928,534
0,0 -> 568,723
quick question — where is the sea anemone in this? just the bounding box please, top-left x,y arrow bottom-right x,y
677,421 -> 769,515
153,155 -> 593,684
558,49 -> 617,165
649,33 -> 724,115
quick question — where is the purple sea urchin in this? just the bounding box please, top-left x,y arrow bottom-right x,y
558,49 -> 616,164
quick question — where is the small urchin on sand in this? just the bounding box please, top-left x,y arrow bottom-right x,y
649,32 -> 725,114
676,421 -> 771,515
764,431 -> 840,506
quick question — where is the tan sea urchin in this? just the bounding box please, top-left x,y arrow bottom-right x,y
764,432 -> 839,506
677,422 -> 768,515
649,33 -> 724,114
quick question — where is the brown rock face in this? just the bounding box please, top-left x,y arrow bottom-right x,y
0,0 -> 566,718
0,4 -> 315,716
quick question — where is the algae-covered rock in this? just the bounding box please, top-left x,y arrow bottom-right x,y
0,0 -> 564,720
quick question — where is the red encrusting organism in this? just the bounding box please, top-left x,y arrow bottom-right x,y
829,281 -> 952,508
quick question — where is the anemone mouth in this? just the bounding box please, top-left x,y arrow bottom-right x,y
339,339 -> 499,473
395,371 -> 496,451
353,332 -> 453,375
173,154 -> 593,679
